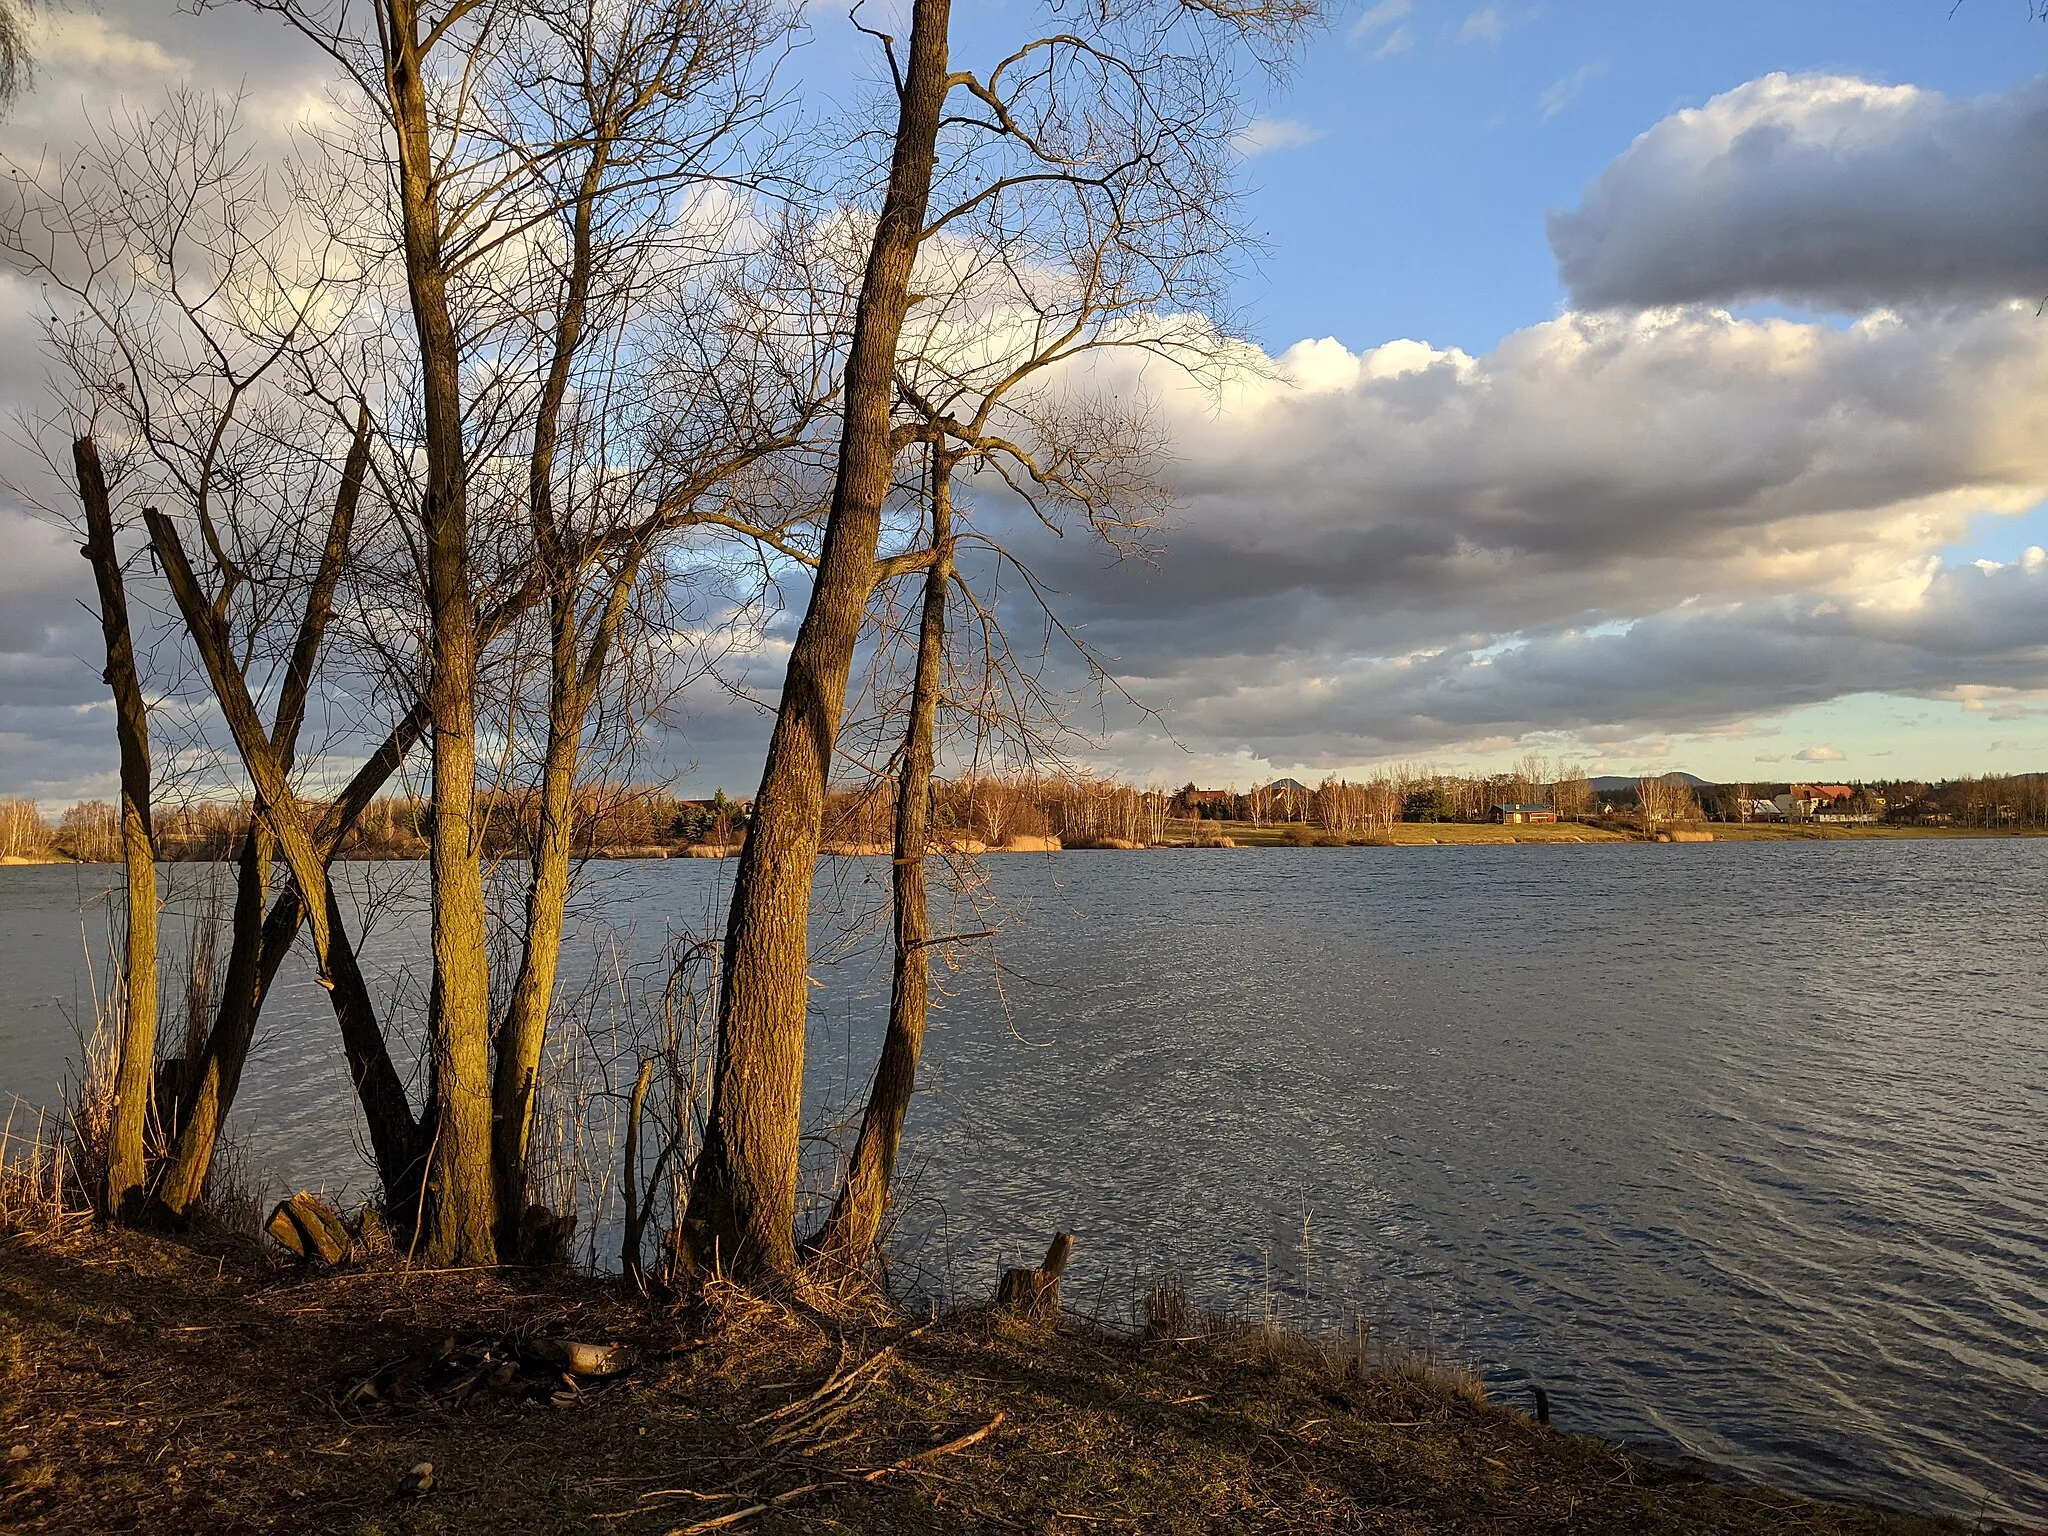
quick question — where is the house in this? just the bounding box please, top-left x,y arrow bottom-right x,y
1744,798 -> 1784,820
1775,784 -> 1854,820
1795,783 -> 1854,807
1490,803 -> 1556,824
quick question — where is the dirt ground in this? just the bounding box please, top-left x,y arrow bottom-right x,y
0,1223 -> 1989,1536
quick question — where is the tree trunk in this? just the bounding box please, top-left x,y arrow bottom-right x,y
490,561 -> 638,1251
386,1 -> 496,1265
491,585 -> 583,1253
685,0 -> 954,1278
813,457 -> 953,1266
144,508 -> 425,1206
490,193 -> 606,1251
76,436 -> 159,1220
621,1057 -> 655,1281
157,409 -> 371,1215
155,818 -> 270,1213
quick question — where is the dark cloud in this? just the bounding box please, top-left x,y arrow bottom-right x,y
8,22 -> 2048,794
1550,73 -> 2048,312
981,307 -> 2048,665
1074,556 -> 2048,774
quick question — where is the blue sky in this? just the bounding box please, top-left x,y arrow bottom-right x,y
1234,1 -> 2048,356
6,0 -> 2048,797
1053,0 -> 2048,784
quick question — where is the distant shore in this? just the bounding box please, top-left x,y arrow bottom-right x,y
4,823 -> 2042,869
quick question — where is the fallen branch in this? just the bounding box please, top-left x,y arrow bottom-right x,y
659,1411 -> 1006,1533
862,1412 -> 1005,1482
669,1481 -> 821,1535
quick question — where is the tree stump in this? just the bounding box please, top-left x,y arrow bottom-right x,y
998,1232 -> 1073,1320
265,1192 -> 352,1264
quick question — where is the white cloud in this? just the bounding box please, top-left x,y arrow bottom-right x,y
1232,117 -> 1326,157
962,302 -> 2048,772
11,28 -> 2048,795
1794,746 -> 1846,762
1459,7 -> 1505,44
1371,26 -> 1415,60
31,12 -> 190,77
1347,0 -> 1413,44
1538,60 -> 1605,119
1551,72 -> 2048,311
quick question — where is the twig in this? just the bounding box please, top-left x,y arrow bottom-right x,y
861,1412 -> 1005,1481
669,1481 -> 821,1535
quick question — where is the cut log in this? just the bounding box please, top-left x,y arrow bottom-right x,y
998,1232 -> 1073,1319
530,1340 -> 635,1377
265,1192 -> 352,1264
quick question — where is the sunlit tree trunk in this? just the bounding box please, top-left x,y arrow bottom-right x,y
384,0 -> 496,1264
813,455 -> 954,1266
685,0 -> 954,1277
492,559 -> 636,1253
157,410 -> 369,1213
75,437 -> 159,1220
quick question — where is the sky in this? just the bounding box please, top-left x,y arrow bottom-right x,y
6,0 -> 2048,800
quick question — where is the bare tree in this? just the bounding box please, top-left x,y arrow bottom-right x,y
73,437 -> 159,1218
170,0 -> 813,1262
1636,774 -> 1700,829
799,132 -> 1252,1266
5,50 -> 816,1247
3,91 -> 439,1215
1551,762 -> 1594,820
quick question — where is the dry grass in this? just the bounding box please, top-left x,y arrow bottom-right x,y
0,1225 -> 1986,1536
1212,822 -> 1632,847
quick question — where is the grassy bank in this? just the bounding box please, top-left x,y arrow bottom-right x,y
0,1224 -> 1984,1536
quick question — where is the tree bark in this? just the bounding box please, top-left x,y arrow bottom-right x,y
491,559 -> 636,1252
154,818 -> 270,1213
143,508 -> 424,1205
490,588 -> 583,1252
685,0 -> 955,1278
489,173 -> 600,1256
157,409 -> 370,1214
621,1057 -> 655,1281
813,456 -> 953,1266
384,0 -> 496,1265
76,436 -> 159,1220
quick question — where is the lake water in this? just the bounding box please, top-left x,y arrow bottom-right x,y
2,842 -> 2043,1523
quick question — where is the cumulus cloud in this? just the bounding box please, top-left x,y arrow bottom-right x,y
1551,72 -> 2048,311
957,303 -> 2048,773
1059,557 -> 2048,775
1017,305 -> 2048,653
1794,746 -> 1846,762
9,14 -> 2048,795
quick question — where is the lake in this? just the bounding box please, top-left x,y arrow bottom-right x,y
2,841 -> 2043,1523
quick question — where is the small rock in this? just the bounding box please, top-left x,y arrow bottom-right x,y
400,1461 -> 434,1497
7,1445 -> 29,1463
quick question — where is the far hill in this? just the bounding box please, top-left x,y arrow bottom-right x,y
1590,771 -> 1712,793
